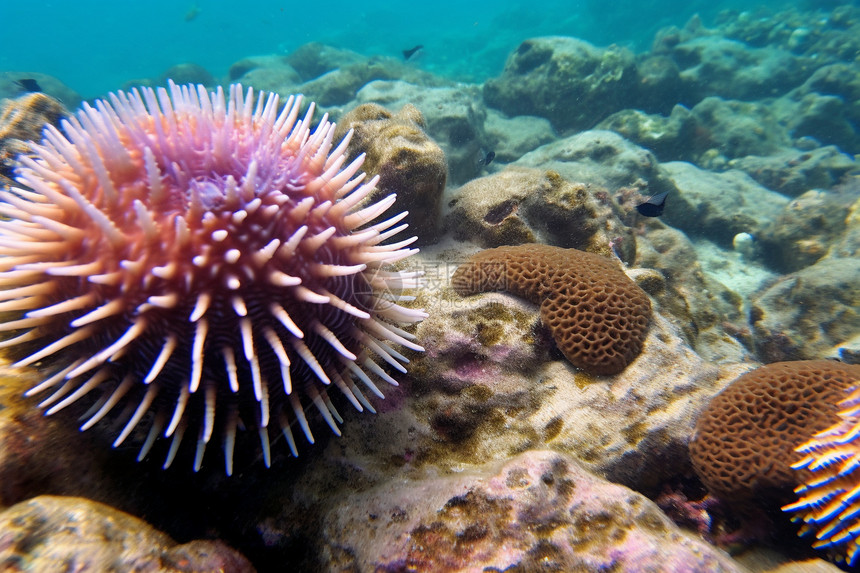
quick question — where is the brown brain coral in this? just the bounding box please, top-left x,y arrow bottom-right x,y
451,244 -> 651,375
690,360 -> 860,504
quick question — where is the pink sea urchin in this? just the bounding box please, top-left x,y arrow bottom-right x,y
0,81 -> 427,474
784,385 -> 860,565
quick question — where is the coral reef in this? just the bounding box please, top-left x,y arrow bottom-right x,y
2,3 -> 860,568
690,360 -> 860,505
451,244 -> 651,375
333,102 -> 447,243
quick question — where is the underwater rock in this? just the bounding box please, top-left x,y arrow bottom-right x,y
750,257 -> 860,363
483,37 -> 639,132
299,63 -> 395,107
318,450 -> 743,572
228,55 -> 300,83
0,368 -> 112,509
728,146 -> 855,197
0,495 -> 254,572
634,54 -> 686,115
0,92 -> 68,188
689,96 -> 792,160
483,109 -> 556,165
788,91 -> 860,156
283,42 -> 368,81
661,161 -> 789,248
0,73 -> 81,108
515,129 -> 679,200
280,44 -> 444,108
334,102 -> 447,244
444,167 -> 635,260
830,191 -> 860,261
227,55 -> 302,96
158,63 -> 215,87
355,80 -> 486,184
632,227 -> 750,364
665,36 -> 811,104
789,63 -> 860,154
597,105 -> 697,162
758,189 -> 853,272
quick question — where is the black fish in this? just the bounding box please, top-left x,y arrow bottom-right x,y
635,191 -> 669,217
402,45 -> 424,60
14,78 -> 42,92
476,149 -> 495,167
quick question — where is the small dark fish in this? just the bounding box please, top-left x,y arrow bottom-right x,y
635,191 -> 669,217
14,78 -> 42,92
476,149 -> 495,167
402,45 -> 424,60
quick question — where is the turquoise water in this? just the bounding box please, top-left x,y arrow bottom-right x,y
3,0 -> 796,97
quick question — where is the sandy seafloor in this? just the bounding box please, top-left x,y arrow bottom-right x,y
0,1 -> 859,571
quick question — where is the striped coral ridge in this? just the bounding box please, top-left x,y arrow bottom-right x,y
784,385 -> 860,565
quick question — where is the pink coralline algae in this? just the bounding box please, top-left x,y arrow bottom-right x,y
0,81 -> 426,473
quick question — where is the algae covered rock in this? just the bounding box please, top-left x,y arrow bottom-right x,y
445,167 -> 635,260
0,92 -> 68,188
319,450 -> 743,572
515,130 -> 679,201
661,161 -> 789,247
758,188 -> 854,272
355,80 -> 486,184
597,106 -> 697,162
335,102 -> 447,243
0,495 -> 253,572
632,227 -> 750,363
483,109 -> 556,164
750,257 -> 860,362
484,37 -> 639,132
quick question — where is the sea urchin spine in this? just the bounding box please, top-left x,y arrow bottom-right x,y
0,81 -> 427,474
784,386 -> 860,565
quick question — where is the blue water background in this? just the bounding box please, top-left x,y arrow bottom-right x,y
2,0 -> 803,98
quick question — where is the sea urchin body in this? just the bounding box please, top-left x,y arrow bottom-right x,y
0,81 -> 427,474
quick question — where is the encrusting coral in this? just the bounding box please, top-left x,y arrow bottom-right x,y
451,243 -> 651,375
690,360 -> 860,504
783,383 -> 860,566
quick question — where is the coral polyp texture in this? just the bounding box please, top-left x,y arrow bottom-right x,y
451,243 -> 651,375
0,81 -> 427,473
784,382 -> 860,566
690,360 -> 860,504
